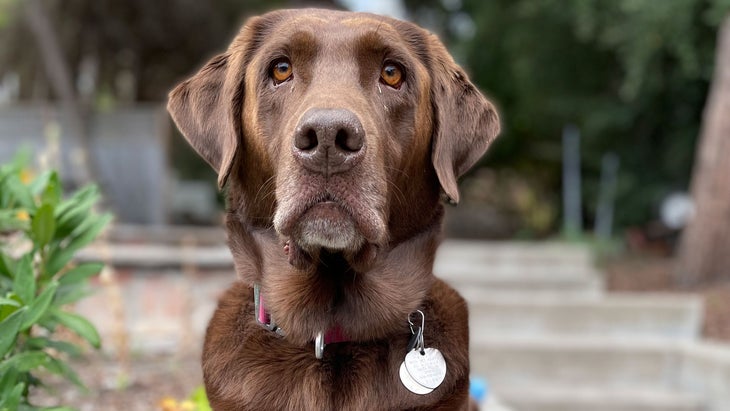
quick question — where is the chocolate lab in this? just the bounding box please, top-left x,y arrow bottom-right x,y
167,8 -> 499,411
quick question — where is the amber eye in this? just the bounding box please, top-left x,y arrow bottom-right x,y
271,58 -> 293,83
380,62 -> 404,88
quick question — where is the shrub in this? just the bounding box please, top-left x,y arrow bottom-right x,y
0,152 -> 112,411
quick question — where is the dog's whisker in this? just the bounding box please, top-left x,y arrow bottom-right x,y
253,175 -> 278,204
384,177 -> 407,207
382,165 -> 409,180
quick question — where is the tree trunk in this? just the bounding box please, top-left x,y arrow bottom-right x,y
23,0 -> 94,186
677,15 -> 730,285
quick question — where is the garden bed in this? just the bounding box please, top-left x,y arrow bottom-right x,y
606,255 -> 730,342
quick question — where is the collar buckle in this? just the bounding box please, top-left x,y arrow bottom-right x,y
254,283 -> 285,336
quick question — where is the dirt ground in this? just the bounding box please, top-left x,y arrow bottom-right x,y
605,254 -> 730,342
30,350 -> 203,411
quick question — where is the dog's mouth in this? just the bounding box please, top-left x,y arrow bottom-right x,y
294,198 -> 364,253
273,187 -> 386,272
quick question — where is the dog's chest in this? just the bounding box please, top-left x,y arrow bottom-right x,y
237,337 -> 411,410
203,280 -> 470,411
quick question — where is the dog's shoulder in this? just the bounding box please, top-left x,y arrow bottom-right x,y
423,278 -> 470,368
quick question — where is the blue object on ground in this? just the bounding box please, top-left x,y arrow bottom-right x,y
470,376 -> 488,403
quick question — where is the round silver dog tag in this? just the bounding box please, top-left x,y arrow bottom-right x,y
404,348 -> 447,389
399,361 -> 433,395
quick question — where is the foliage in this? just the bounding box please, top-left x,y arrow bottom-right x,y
3,1 -> 730,235
0,0 -> 337,183
405,0 -> 730,234
0,151 -> 111,411
158,386 -> 212,411
0,0 -> 331,103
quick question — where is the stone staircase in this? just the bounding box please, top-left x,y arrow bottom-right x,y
434,240 -> 718,411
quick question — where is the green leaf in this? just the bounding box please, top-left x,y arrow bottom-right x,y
53,286 -> 91,306
66,213 -> 113,252
54,185 -> 98,221
0,351 -> 49,373
58,263 -> 104,286
0,294 -> 22,322
4,175 -> 34,209
189,385 -> 212,411
46,214 -> 112,276
0,382 -> 24,411
0,308 -> 26,357
0,252 -> 13,277
50,309 -> 100,349
43,357 -> 86,390
13,255 -> 35,304
28,170 -> 52,195
45,248 -> 75,278
40,172 -> 62,206
0,298 -> 20,307
0,367 -> 19,403
32,203 -> 56,247
25,338 -> 82,357
0,209 -> 30,232
0,162 -> 13,183
54,186 -> 101,240
21,281 -> 58,331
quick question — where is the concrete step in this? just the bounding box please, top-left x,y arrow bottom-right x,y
434,242 -> 602,294
444,271 -> 605,296
78,243 -> 234,269
679,342 -> 730,411
496,385 -> 705,411
109,224 -> 227,246
470,336 -> 685,390
468,293 -> 703,340
436,240 -> 594,266
435,261 -> 603,280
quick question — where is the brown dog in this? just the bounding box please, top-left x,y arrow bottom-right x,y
168,8 -> 499,411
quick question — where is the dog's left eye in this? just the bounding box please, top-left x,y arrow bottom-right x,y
271,58 -> 293,84
380,62 -> 404,89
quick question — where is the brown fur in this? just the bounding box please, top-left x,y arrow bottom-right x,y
168,8 -> 499,411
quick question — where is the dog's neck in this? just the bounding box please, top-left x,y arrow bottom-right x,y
224,207 -> 444,346
253,281 -> 350,358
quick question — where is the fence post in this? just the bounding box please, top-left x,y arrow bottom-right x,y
594,152 -> 620,240
562,124 -> 583,238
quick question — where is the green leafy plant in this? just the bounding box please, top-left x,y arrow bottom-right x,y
0,152 -> 112,411
158,386 -> 212,411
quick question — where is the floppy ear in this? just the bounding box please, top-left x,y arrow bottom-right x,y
167,51 -> 242,189
428,35 -> 500,204
167,14 -> 274,189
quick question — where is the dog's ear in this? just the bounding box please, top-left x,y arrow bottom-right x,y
428,35 -> 500,204
167,16 -> 270,189
168,51 -> 242,189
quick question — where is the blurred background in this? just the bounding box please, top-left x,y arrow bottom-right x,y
1,0 -> 730,410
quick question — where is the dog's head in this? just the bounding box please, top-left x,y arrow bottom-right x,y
168,9 -> 499,266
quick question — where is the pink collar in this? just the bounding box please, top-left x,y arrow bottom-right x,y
254,284 -> 348,357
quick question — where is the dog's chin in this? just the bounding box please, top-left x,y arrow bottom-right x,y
294,202 -> 364,253
281,202 -> 381,272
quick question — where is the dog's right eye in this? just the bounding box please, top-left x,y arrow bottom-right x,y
271,58 -> 293,84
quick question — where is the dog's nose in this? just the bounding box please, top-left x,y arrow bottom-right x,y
293,108 -> 365,175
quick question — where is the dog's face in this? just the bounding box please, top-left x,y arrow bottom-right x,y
169,8 -> 499,267
260,13 -> 428,255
